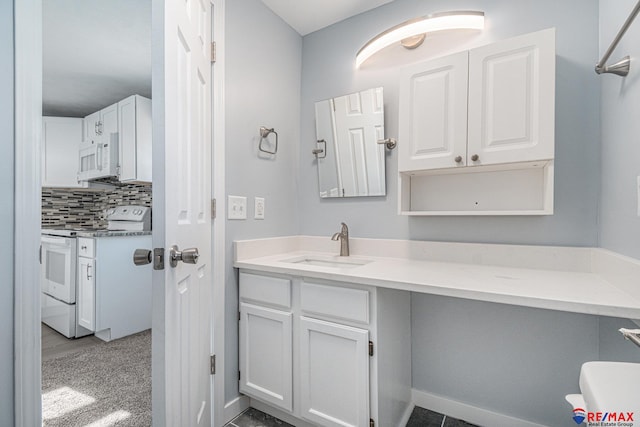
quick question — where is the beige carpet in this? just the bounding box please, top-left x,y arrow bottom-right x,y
42,330 -> 151,427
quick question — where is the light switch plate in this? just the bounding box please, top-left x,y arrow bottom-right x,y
254,197 -> 265,220
228,195 -> 247,220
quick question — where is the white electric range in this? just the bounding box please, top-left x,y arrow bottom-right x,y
41,205 -> 152,339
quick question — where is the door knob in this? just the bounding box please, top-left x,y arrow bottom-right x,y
133,249 -> 152,266
170,245 -> 199,268
454,156 -> 462,163
471,154 -> 480,161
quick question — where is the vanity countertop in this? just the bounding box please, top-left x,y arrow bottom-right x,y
234,236 -> 640,320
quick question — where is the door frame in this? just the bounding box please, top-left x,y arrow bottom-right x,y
13,0 -> 226,425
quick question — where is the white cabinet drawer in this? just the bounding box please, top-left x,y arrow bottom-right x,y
301,281 -> 370,325
240,272 -> 291,309
78,237 -> 95,258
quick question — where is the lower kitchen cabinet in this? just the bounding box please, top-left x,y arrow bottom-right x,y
77,255 -> 96,331
238,271 -> 412,427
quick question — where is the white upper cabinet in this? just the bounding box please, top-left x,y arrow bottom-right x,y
399,28 -> 555,172
42,117 -> 87,188
398,28 -> 556,216
83,103 -> 118,145
399,51 -> 469,172
80,94 -> 152,183
118,95 -> 152,182
467,29 -> 555,166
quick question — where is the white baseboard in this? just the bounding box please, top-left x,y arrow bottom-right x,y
223,395 -> 250,425
398,402 -> 415,427
411,389 -> 548,427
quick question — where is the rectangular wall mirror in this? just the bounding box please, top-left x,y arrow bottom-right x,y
314,87 -> 386,198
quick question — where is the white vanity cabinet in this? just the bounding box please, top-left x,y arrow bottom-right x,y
42,117 -> 87,188
239,273 -> 293,412
398,28 -> 555,216
239,271 -> 411,427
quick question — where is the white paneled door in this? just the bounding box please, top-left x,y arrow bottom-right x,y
152,0 -> 212,425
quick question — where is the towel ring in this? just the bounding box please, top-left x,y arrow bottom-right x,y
259,126 -> 278,155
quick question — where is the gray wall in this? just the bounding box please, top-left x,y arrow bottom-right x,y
224,0 -> 302,403
412,295 -> 640,427
296,1 -> 637,426
599,0 -> 640,259
299,0 -> 601,246
0,0 -> 14,425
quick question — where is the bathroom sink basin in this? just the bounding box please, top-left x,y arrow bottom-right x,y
579,361 -> 640,413
281,255 -> 372,269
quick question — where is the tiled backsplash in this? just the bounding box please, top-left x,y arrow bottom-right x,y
42,183 -> 152,229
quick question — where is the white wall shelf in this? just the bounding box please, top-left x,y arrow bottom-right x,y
398,160 -> 554,216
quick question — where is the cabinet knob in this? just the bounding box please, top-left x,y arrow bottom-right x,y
471,154 -> 479,161
454,156 -> 462,163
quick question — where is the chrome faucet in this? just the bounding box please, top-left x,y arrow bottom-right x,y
331,222 -> 350,256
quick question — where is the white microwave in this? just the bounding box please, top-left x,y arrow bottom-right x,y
78,132 -> 119,181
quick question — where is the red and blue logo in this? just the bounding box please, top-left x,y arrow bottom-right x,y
573,408 -> 586,424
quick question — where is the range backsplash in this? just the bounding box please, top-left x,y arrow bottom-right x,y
42,183 -> 152,229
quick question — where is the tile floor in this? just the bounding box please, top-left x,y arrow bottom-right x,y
224,407 -> 479,427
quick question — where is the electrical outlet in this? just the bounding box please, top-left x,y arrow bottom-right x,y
228,196 -> 247,220
254,197 -> 265,220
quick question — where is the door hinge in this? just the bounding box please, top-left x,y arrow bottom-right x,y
153,248 -> 165,270
211,198 -> 216,219
370,418 -> 375,427
39,244 -> 42,265
238,370 -> 241,381
369,341 -> 374,357
210,354 -> 216,375
238,311 -> 241,321
211,41 -> 217,63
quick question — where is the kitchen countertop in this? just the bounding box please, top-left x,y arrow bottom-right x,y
234,236 -> 640,320
76,230 -> 152,238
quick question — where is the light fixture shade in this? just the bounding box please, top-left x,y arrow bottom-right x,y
355,11 -> 485,68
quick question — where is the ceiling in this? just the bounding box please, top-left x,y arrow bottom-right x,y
43,0 -> 388,117
43,0 -> 151,117
260,0 -> 394,36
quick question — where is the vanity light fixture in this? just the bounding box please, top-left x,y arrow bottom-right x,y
355,10 -> 485,68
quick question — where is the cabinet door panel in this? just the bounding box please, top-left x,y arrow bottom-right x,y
300,316 -> 369,427
42,117 -> 85,187
83,111 -> 101,143
399,51 -> 469,171
77,257 -> 95,331
118,96 -> 138,182
468,28 -> 555,165
239,303 -> 293,412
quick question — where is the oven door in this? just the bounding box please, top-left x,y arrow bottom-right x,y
41,235 -> 77,304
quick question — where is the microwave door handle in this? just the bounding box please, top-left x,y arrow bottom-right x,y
97,143 -> 103,171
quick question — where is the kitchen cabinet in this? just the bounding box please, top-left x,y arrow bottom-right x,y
117,95 -> 152,182
76,238 -> 96,332
76,235 -> 152,341
41,117 -> 87,188
238,271 -> 411,427
398,28 -> 555,216
80,94 -> 151,183
83,102 -> 118,145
